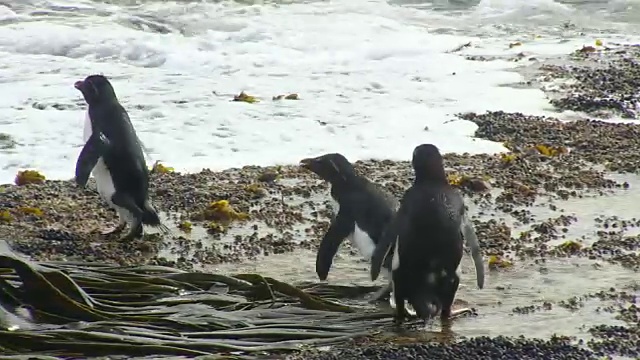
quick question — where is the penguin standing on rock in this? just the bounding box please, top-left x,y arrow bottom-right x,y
370,144 -> 485,324
300,153 -> 398,301
74,74 -> 169,241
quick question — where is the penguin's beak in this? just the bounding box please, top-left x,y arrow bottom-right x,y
74,80 -> 84,91
299,158 -> 313,170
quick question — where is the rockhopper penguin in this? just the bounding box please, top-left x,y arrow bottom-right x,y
300,153 -> 398,301
370,144 -> 485,323
74,74 -> 169,241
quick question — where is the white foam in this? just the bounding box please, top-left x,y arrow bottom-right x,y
1,0 -> 640,183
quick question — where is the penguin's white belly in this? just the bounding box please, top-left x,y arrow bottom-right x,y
349,225 -> 376,260
93,159 -> 116,207
328,199 -> 340,215
392,238 -> 400,270
82,111 -> 92,142
329,199 -> 377,260
83,111 -> 120,213
389,239 -> 417,316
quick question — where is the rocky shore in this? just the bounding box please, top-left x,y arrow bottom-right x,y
2,109 -> 638,271
1,44 -> 640,359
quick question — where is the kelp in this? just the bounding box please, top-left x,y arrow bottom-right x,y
0,241 -> 390,359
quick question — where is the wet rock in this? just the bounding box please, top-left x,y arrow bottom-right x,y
1,106 -> 638,269
587,324 -> 640,358
257,170 -> 279,183
38,228 -> 80,241
0,133 -> 17,150
459,177 -> 492,193
287,335 -> 600,360
30,101 -> 78,111
459,110 -> 640,175
539,44 -> 640,118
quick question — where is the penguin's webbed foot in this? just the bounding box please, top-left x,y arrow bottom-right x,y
157,223 -> 171,235
449,307 -> 474,319
118,222 -> 144,242
101,222 -> 126,236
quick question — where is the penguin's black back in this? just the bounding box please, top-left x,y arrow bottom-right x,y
90,102 -> 149,208
397,143 -> 465,266
331,176 -> 398,248
301,153 -> 398,276
396,182 -> 464,270
390,181 -> 465,318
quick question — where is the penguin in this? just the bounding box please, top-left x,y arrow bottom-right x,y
74,74 -> 169,241
300,153 -> 398,301
370,144 -> 485,324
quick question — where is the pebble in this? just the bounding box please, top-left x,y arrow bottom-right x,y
541,44 -> 640,118
287,336 -> 600,360
587,324 -> 640,358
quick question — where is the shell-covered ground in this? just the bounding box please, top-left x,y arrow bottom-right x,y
1,44 -> 640,359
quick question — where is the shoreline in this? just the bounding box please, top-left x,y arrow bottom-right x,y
0,44 -> 639,359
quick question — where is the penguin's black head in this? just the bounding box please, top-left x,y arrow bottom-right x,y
74,74 -> 118,105
411,143 -> 446,183
300,153 -> 356,185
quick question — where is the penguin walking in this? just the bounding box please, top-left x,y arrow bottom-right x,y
74,74 -> 169,241
300,153 -> 398,301
370,144 -> 485,324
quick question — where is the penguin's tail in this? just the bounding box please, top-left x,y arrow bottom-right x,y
142,201 -> 171,234
409,289 -> 439,321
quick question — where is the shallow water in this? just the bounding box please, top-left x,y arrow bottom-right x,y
192,174 -> 640,347
212,251 -> 635,338
2,0 -> 640,182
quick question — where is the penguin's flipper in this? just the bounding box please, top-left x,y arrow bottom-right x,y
316,209 -> 354,281
370,214 -> 402,282
460,213 -> 484,289
75,132 -> 110,187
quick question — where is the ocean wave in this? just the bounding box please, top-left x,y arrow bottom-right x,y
0,0 -> 639,182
